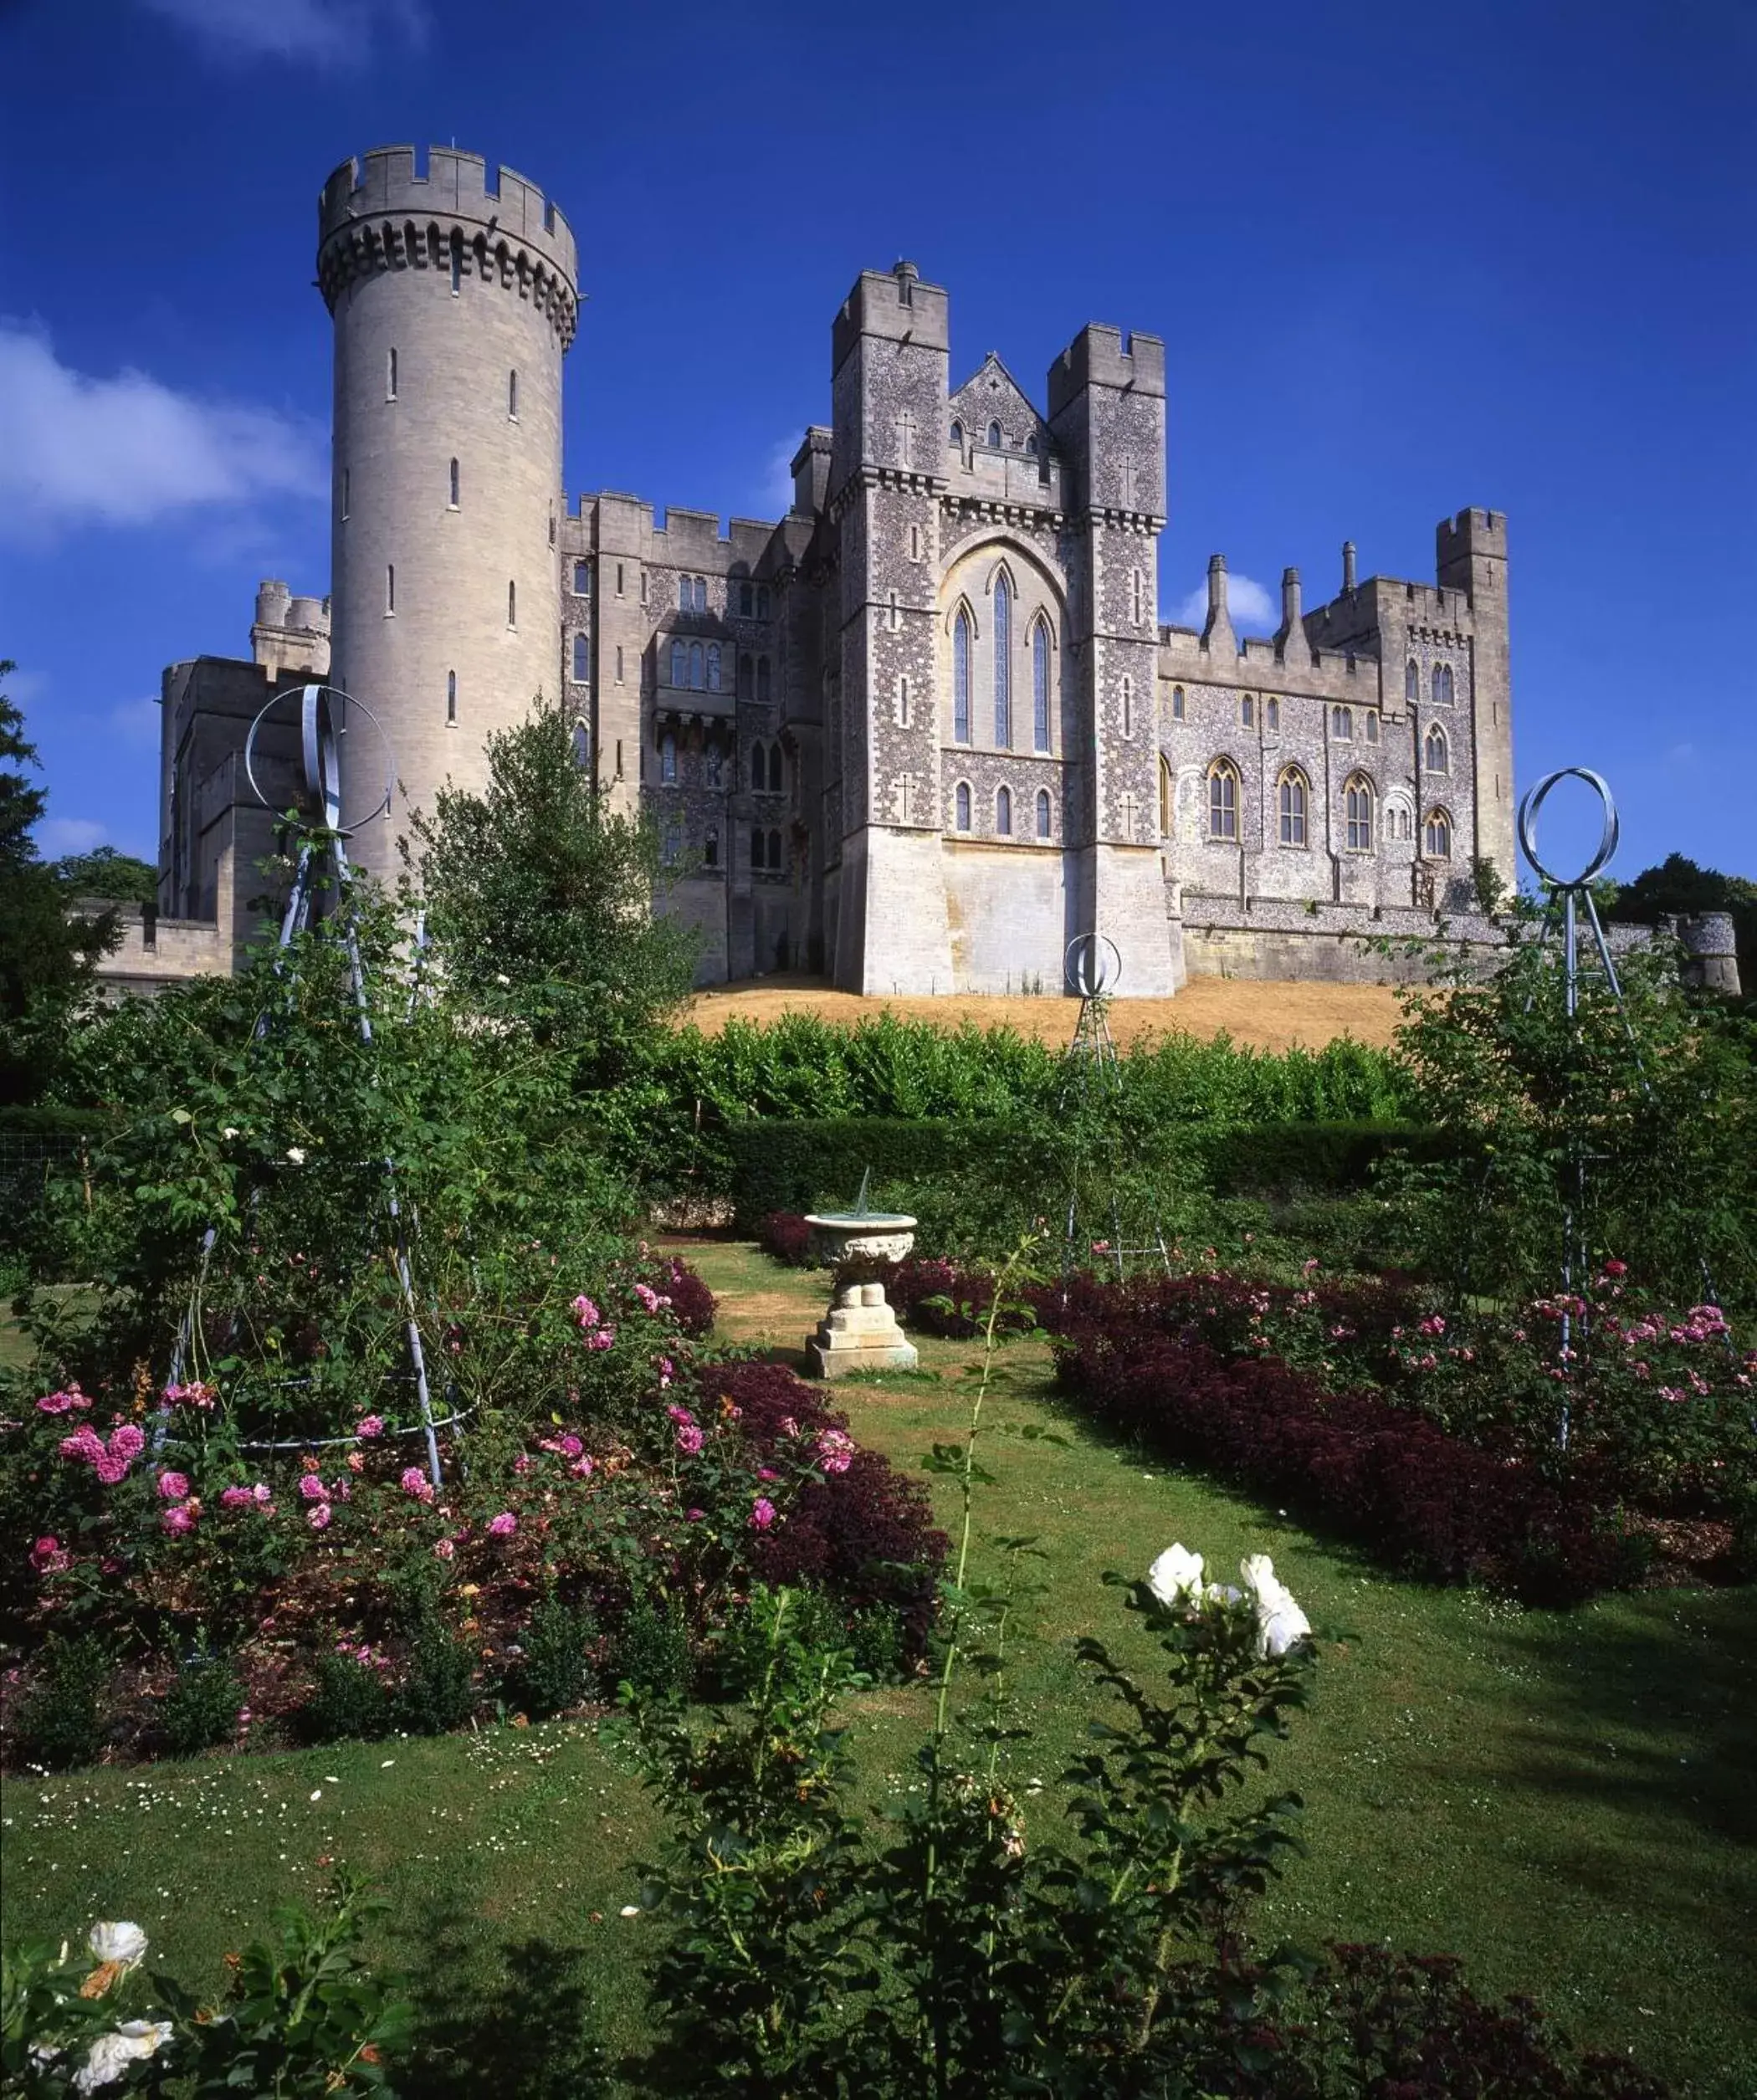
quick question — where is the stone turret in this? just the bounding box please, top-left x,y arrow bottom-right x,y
318,146 -> 579,874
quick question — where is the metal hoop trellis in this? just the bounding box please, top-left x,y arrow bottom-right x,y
161,684 -> 447,1486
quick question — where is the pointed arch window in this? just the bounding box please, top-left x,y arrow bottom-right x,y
756,656 -> 771,704
1424,807 -> 1453,858
1036,788 -> 1052,839
571,720 -> 591,770
704,827 -> 720,868
1158,755 -> 1174,836
1278,766 -> 1309,848
1406,658 -> 1420,703
750,827 -> 767,871
449,228 -> 463,294
572,633 -> 589,681
670,639 -> 687,688
950,418 -> 963,449
750,740 -> 767,793
993,571 -> 1012,746
955,781 -> 972,832
996,784 -> 1012,836
707,642 -> 722,691
1424,725 -> 1449,773
953,608 -> 971,744
1171,684 -> 1186,721
1330,704 -> 1353,740
660,733 -> 677,785
705,740 -> 724,789
768,828 -> 783,872
1345,773 -> 1375,852
769,745 -> 786,795
1206,759 -> 1239,841
986,419 -> 1001,447
1433,662 -> 1455,704
1032,620 -> 1051,750
689,641 -> 704,691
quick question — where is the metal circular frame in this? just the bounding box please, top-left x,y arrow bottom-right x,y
243,683 -> 394,837
1066,933 -> 1122,998
1516,767 -> 1620,889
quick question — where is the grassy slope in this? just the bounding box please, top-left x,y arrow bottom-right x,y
3,1243 -> 1753,2095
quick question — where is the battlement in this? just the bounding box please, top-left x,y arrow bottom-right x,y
652,507 -> 777,567
1436,506 -> 1506,592
1047,324 -> 1166,414
832,262 -> 950,371
317,145 -> 578,342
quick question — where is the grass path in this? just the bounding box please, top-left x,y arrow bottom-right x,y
3,1243 -> 1752,2095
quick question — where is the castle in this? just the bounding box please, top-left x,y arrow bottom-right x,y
156,143 -> 1524,997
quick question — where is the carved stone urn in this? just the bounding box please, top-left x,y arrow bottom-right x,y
802,1209 -> 919,1379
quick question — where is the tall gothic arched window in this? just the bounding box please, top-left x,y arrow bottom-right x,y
993,572 -> 1012,746
1406,658 -> 1420,703
1032,620 -> 1050,751
955,781 -> 972,832
1424,806 -> 1453,858
996,784 -> 1012,836
670,640 -> 686,688
1345,773 -> 1375,852
689,642 -> 704,691
1207,759 -> 1239,841
953,608 -> 971,744
660,733 -> 677,785
1036,787 -> 1052,839
1278,766 -> 1309,847
1424,725 -> 1449,773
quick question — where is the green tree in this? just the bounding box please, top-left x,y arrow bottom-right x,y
54,843 -> 158,906
0,664 -> 119,1104
402,697 -> 698,1065
1607,850 -> 1757,992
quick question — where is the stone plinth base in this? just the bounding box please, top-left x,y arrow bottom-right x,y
807,1281 -> 919,1380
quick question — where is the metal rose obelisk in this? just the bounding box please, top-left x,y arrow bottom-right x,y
803,1170 -> 919,1378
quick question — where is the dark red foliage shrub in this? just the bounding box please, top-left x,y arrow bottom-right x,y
699,1361 -> 948,1655
876,1257 -> 1038,1339
656,1256 -> 715,1338
757,1211 -> 814,1266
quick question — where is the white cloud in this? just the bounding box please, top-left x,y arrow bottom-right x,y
1170,571 -> 1278,633
109,699 -> 163,750
135,0 -> 427,64
37,817 -> 109,857
0,322 -> 324,540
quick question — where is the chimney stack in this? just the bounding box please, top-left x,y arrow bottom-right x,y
1342,540 -> 1357,595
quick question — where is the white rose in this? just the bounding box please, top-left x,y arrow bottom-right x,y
86,1921 -> 147,1970
221,1126 -> 239,1140
1239,1554 -> 1312,1658
74,2021 -> 173,2094
1144,1544 -> 1206,1609
285,1146 -> 306,1165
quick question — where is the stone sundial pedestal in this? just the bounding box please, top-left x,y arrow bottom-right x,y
803,1210 -> 919,1379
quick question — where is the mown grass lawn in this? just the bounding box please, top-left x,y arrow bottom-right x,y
3,1242 -> 1753,2096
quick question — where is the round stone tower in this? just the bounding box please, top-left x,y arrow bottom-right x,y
317,146 -> 578,874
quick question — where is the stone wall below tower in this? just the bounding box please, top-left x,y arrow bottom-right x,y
942,841 -> 1073,993
835,827 -> 954,994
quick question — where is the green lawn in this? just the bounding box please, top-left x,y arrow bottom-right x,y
3,1242 -> 1753,2095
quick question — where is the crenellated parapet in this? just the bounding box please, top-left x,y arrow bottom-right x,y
317,146 -> 579,346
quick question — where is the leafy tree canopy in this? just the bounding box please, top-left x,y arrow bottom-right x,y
54,843 -> 158,905
1607,851 -> 1756,989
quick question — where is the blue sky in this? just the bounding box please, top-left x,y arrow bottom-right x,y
3,0 -> 1753,884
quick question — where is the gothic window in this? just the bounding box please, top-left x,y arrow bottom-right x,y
1424,725 -> 1449,772
572,633 -> 589,681
993,571 -> 1012,746
1206,759 -> 1239,841
950,419 -> 963,448
707,643 -> 722,691
739,653 -> 754,699
1032,621 -> 1051,751
670,640 -> 687,688
1365,711 -> 1380,745
750,741 -> 767,792
1433,662 -> 1454,704
986,419 -> 1001,447
679,577 -> 691,612
572,560 -> 591,594
1424,807 -> 1453,858
694,576 -> 709,612
1345,773 -> 1375,852
955,781 -> 972,832
953,608 -> 971,743
1025,433 -> 1037,455
757,586 -> 771,617
750,827 -> 766,871
768,827 -> 783,871
448,457 -> 459,508
688,643 -> 704,690
1037,788 -> 1052,838
769,745 -> 786,795
1278,766 -> 1309,848
661,822 -> 680,868
1242,693 -> 1255,729
571,720 -> 590,769
1266,696 -> 1279,731
508,369 -> 518,420
1121,674 -> 1134,739
705,741 -> 723,788
1406,658 -> 1420,703
704,828 -> 719,868
1172,684 -> 1186,721
1159,755 -> 1173,836
660,733 -> 677,785
1330,704 -> 1353,740
449,228 -> 463,293
756,655 -> 772,704
739,582 -> 754,616
996,784 -> 1012,836
446,670 -> 456,723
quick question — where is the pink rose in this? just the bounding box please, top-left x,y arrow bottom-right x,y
308,1502 -> 332,1530
571,1294 -> 602,1329
161,1503 -> 197,1536
569,1455 -> 595,1478
513,1453 -> 532,1475
675,1423 -> 704,1456
587,1325 -> 615,1351
355,1414 -> 385,1439
110,1424 -> 145,1459
750,1497 -> 776,1531
220,1485 -> 255,1508
59,1426 -> 105,1464
487,1511 -> 517,1537
35,1387 -> 89,1415
686,1507 -> 704,1521
95,1456 -> 130,1485
156,1470 -> 192,1501
433,1537 -> 455,1560
816,1429 -> 854,1476
251,1482 -> 271,1503
658,1358 -> 675,1381
401,1466 -> 435,1502
758,1467 -> 780,1483
298,1473 -> 327,1500
666,1405 -> 694,1426
634,1283 -> 661,1314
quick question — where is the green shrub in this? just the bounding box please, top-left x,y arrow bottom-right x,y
614,1596 -> 690,1698
515,1595 -> 597,1718
1193,1118 -> 1461,1196
160,1648 -> 243,1757
12,1635 -> 110,1770
725,1116 -> 1058,1229
300,1652 -> 392,1744
848,1601 -> 905,1683
394,1621 -> 479,1735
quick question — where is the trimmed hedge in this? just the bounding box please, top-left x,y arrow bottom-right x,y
726,1115 -> 1451,1226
